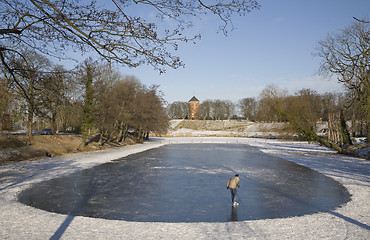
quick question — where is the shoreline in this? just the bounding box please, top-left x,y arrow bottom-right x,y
0,137 -> 369,239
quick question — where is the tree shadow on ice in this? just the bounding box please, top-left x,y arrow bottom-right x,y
49,172 -> 99,240
0,159 -> 85,192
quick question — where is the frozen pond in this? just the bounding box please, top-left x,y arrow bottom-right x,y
18,144 -> 351,222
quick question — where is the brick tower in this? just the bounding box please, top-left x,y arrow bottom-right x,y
188,96 -> 200,120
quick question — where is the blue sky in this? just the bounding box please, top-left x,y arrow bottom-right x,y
112,1 -> 370,103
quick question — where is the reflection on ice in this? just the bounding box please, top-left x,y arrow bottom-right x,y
229,206 -> 238,221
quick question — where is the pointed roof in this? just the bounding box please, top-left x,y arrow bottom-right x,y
188,96 -> 199,102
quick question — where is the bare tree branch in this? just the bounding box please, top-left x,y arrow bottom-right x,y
1,0 -> 260,72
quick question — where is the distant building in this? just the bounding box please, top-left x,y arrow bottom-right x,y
188,96 -> 200,120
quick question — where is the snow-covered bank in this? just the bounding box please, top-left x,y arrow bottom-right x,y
167,120 -> 287,138
0,137 -> 369,239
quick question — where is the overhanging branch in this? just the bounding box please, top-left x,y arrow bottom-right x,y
0,29 -> 22,35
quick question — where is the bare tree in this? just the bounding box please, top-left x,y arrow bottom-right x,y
255,85 -> 287,122
283,89 -> 322,142
212,100 -> 230,120
321,92 -> 341,122
1,50 -> 53,138
1,0 -> 259,73
37,65 -> 70,133
200,100 -> 213,120
97,76 -> 142,142
91,70 -> 168,143
56,103 -> 83,133
224,100 -> 236,120
238,97 -> 257,120
316,18 -> 369,141
133,85 -> 169,141
167,101 -> 189,119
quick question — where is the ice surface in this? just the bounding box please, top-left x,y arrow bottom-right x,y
18,144 -> 350,222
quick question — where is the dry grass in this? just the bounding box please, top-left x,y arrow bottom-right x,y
0,135 -> 29,148
0,135 -> 134,163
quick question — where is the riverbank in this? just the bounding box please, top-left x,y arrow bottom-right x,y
0,137 -> 369,239
0,134 -> 137,163
2,120 -> 368,164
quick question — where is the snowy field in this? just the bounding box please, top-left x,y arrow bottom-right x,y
0,137 -> 369,239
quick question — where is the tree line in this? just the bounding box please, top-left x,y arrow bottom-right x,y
168,87 -> 365,133
0,53 -> 169,143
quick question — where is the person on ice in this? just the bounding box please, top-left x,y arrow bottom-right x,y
227,174 -> 240,207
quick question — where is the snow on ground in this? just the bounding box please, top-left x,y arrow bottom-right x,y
0,137 -> 369,239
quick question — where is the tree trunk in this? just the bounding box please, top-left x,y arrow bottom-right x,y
136,128 -> 144,142
145,131 -> 149,140
328,112 -> 343,145
82,62 -> 95,141
363,79 -> 369,145
118,122 -> 128,142
27,104 -> 34,141
51,110 -> 57,134
340,110 -> 352,145
328,110 -> 353,149
351,114 -> 355,137
366,107 -> 370,145
98,133 -> 103,145
318,137 -> 343,153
